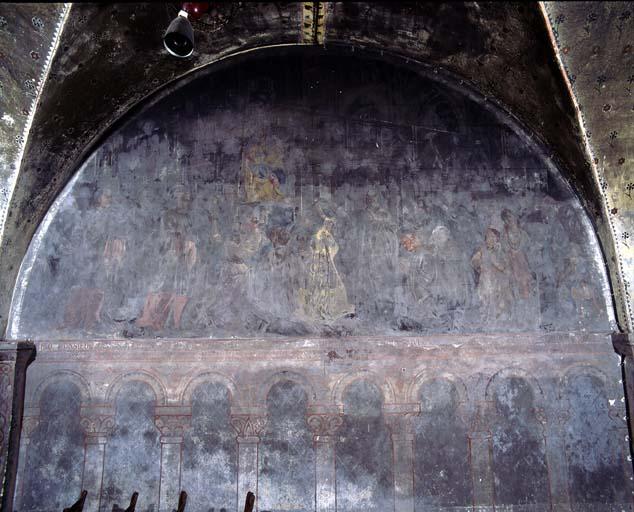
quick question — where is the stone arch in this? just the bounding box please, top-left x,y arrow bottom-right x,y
179,371 -> 238,405
336,375 -> 394,511
20,372 -> 85,512
6,46 -> 615,342
259,378 -> 315,512
559,363 -> 610,396
181,376 -> 237,512
558,363 -> 620,423
559,361 -> 631,507
256,368 -> 320,404
332,370 -> 396,407
485,366 -> 545,403
105,370 -> 167,405
407,369 -> 469,405
486,365 -> 552,509
102,377 -> 161,512
412,373 -> 473,509
30,369 -> 91,407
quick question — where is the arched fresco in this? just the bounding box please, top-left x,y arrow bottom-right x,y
489,375 -> 551,510
562,372 -> 630,510
8,54 -> 614,340
413,378 -> 472,510
182,382 -> 236,512
19,380 -> 83,512
259,380 -> 314,512
336,380 -> 393,512
101,382 -> 160,512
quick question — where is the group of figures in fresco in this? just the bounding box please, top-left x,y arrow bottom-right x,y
13,58 -> 610,338
30,132 -> 605,340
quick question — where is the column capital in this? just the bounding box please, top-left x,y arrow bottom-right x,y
383,403 -> 421,441
306,413 -> 344,441
154,406 -> 192,443
21,415 -> 40,440
80,406 -> 115,444
469,400 -> 493,438
230,411 -> 268,442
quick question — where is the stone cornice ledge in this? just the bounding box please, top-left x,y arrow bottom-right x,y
4,331 -> 618,362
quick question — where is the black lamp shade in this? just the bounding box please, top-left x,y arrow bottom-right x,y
163,14 -> 194,58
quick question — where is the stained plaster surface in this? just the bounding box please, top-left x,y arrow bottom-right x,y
7,55 -> 615,340
0,2 -> 628,337
14,334 -> 634,512
0,4 -> 633,511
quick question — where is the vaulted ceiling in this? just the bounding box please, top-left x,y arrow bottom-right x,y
0,2 -> 632,335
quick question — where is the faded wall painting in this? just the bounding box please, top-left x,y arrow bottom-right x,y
490,376 -> 550,510
20,381 -> 83,512
259,381 -> 314,512
336,380 -> 393,512
563,372 -> 630,511
100,382 -> 160,512
413,378 -> 472,510
9,55 -> 614,339
182,382 -> 236,512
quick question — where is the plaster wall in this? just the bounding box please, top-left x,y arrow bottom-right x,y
13,335 -> 634,512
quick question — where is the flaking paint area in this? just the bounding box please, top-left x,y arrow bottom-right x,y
259,381 -> 314,512
182,383 -> 237,512
564,374 -> 628,510
491,377 -> 550,509
414,379 -> 472,509
336,380 -> 393,512
9,56 -> 613,340
101,382 -> 160,512
19,381 -> 83,512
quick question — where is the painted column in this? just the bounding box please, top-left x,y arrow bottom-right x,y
306,408 -> 344,512
384,404 -> 421,512
538,406 -> 572,512
154,406 -> 191,512
469,401 -> 495,512
79,406 -> 115,512
230,407 -> 268,512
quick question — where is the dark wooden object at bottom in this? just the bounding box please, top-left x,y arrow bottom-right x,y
112,491 -> 138,512
60,488 -> 208,512
244,491 -> 255,512
62,490 -> 87,512
173,490 -> 187,512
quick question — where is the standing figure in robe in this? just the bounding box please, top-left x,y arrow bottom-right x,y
420,225 -> 471,329
62,184 -> 105,332
363,191 -> 399,318
471,227 -> 512,323
94,187 -> 129,328
137,185 -> 197,331
299,215 -> 355,322
500,209 -> 533,300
